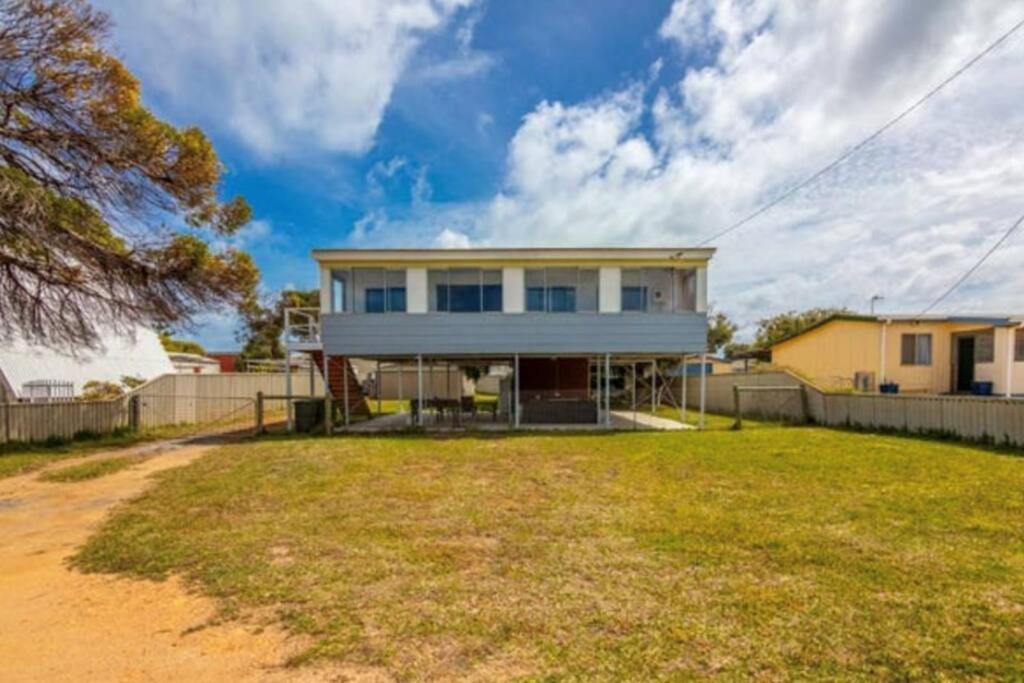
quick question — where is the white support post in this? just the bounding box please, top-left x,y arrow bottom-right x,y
594,357 -> 601,424
285,349 -> 293,432
681,355 -> 687,425
417,355 -> 424,427
879,320 -> 888,388
398,360 -> 404,408
343,357 -> 350,426
1006,327 -> 1016,397
604,353 -> 611,427
514,353 -> 520,428
699,352 -> 707,430
651,359 -> 657,413
631,362 -> 637,430
376,360 -> 382,415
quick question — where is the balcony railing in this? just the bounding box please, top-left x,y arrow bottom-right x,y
284,307 -> 321,347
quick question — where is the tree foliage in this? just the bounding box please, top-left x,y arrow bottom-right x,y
0,0 -> 259,350
158,332 -> 205,356
239,289 -> 319,365
753,308 -> 852,349
706,308 -> 737,354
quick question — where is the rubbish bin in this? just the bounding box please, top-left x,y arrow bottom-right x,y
879,382 -> 900,394
293,399 -> 325,433
971,381 -> 994,396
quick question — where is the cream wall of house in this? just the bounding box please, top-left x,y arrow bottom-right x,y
406,268 -> 428,313
502,267 -> 525,313
598,267 -> 621,313
978,326 -> 1024,396
772,320 -> 882,390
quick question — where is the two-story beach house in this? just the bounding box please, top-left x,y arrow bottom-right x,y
284,247 -> 714,429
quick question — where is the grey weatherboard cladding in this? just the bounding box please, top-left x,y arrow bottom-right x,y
321,312 -> 708,356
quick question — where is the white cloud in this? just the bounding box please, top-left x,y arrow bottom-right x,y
97,0 -> 475,158
390,0 -> 1023,335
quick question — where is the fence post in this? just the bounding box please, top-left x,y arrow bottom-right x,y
800,385 -> 811,424
732,385 -> 742,430
128,395 -> 140,432
256,391 -> 264,435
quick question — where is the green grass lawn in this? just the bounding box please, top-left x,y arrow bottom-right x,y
38,456 -> 138,482
74,428 -> 1024,679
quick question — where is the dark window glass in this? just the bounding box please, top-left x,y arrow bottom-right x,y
622,286 -> 647,312
388,287 -> 406,312
526,287 -> 545,312
365,288 -> 386,313
436,285 -> 449,312
548,287 -> 576,312
482,284 -> 502,312
450,284 -> 482,312
901,334 -> 915,364
1016,333 -> 1024,362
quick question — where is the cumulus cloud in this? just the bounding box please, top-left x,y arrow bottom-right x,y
435,0 -> 1024,330
97,0 -> 475,158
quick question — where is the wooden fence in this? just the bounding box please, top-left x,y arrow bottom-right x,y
685,371 -> 1024,447
0,372 -> 323,444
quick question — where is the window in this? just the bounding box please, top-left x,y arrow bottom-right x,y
524,268 -> 599,313
901,333 -> 932,365
330,269 -> 349,313
353,268 -> 406,313
1016,331 -> 1024,362
974,331 -> 994,363
622,268 -> 694,312
429,268 -> 502,313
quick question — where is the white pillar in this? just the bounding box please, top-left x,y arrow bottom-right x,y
514,354 -> 520,428
376,360 -> 382,415
285,349 -> 293,432
681,355 -> 687,424
879,320 -> 888,388
699,353 -> 707,430
631,362 -> 637,430
417,355 -> 424,427
604,353 -> 611,427
594,357 -> 601,424
1006,327 -> 1016,397
651,360 -> 657,413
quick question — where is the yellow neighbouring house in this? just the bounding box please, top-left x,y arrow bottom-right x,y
770,314 -> 1024,396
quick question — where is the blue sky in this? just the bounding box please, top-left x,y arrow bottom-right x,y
95,0 -> 1024,349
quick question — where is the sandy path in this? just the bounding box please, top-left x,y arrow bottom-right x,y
0,439 -> 344,683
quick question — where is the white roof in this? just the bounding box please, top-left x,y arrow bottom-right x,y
312,247 -> 715,264
168,352 -> 220,365
0,326 -> 174,399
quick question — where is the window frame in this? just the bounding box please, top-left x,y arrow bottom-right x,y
1016,330 -> 1024,362
429,268 -> 503,314
900,333 -> 933,366
523,267 -> 599,314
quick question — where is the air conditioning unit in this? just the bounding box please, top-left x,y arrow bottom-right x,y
853,371 -> 876,392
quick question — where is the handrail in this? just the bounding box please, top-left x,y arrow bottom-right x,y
284,307 -> 321,345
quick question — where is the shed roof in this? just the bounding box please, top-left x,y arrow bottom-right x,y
0,326 -> 174,399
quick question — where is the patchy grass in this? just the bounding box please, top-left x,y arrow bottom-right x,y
75,429 -> 1024,679
38,456 -> 138,483
0,424 -> 199,480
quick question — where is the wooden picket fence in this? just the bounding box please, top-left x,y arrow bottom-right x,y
0,372 -> 323,445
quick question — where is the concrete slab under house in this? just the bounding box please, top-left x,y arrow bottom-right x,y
281,247 -> 715,432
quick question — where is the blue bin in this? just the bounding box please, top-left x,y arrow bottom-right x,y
971,381 -> 994,396
879,383 -> 899,394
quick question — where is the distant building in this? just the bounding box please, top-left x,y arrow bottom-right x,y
168,352 -> 222,374
0,326 -> 174,402
207,351 -> 241,373
770,314 -> 1024,396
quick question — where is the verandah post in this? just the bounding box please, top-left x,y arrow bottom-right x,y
651,359 -> 657,414
604,353 -> 611,427
699,352 -> 707,430
324,353 -> 333,435
681,354 -> 688,425
343,357 -> 350,426
417,354 -> 424,427
376,359 -> 382,416
631,362 -> 637,430
514,353 -> 520,428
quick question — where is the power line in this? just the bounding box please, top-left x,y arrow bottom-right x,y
919,209 -> 1024,315
698,15 -> 1024,246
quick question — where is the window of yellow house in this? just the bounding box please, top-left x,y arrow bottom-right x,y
974,330 -> 995,363
900,333 -> 932,365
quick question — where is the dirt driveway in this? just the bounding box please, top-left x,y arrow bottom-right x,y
0,438 -> 342,683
